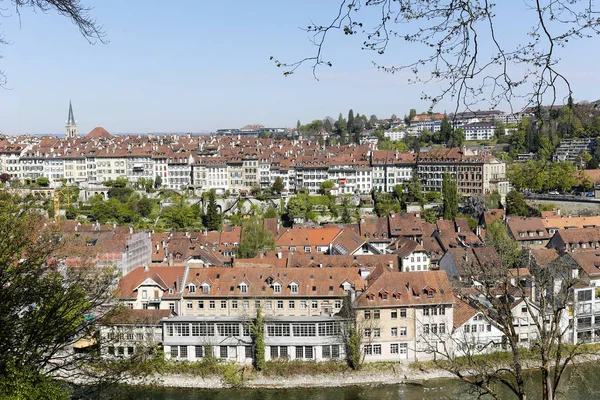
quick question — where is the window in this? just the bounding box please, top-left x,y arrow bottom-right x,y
198,300 -> 204,309
142,290 -> 147,299
423,324 -> 430,334
277,300 -> 284,309
290,283 -> 298,293
431,324 -> 438,334
300,300 -> 307,309
293,324 -> 317,337
373,344 -> 382,355
209,301 -> 215,309
245,346 -> 253,359
364,345 -> 372,355
195,346 -> 204,358
265,301 -> 272,309
273,283 -> 282,293
391,310 -> 398,319
374,310 -> 380,319
169,303 -> 175,312
364,328 -> 371,337
304,246 -> 311,253
423,307 -> 430,316
186,301 -> 193,309
267,324 -> 291,337
221,300 -> 227,309
390,343 -> 399,354
243,300 -> 249,309
439,323 -> 446,334
289,300 -> 295,309
255,300 -> 261,309
312,301 -> 318,309
179,346 -> 188,359
335,300 -> 341,308
364,310 -> 371,319
400,308 -> 407,318
240,283 -> 248,293
188,284 -> 196,293
373,328 -> 380,338
391,327 -> 398,337
126,333 -> 134,340
202,284 -> 210,294
170,347 -> 178,359
220,346 -> 228,358
232,300 -> 238,309
400,327 -> 407,336
322,345 -> 340,359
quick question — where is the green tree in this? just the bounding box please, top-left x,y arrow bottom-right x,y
154,174 -> 163,189
263,207 -> 279,219
403,173 -> 424,205
340,197 -> 353,223
485,219 -> 520,267
35,177 -> 49,187
447,127 -> 464,148
442,173 -> 458,220
347,109 -> 355,135
319,180 -> 335,194
0,194 -> 117,398
334,113 -> 347,135
440,115 -> 452,142
424,191 -> 442,204
136,197 -> 154,218
506,190 -> 530,216
236,220 -> 276,258
204,189 -> 222,231
286,195 -> 309,219
271,177 -> 284,194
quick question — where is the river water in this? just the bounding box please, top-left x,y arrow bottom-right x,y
124,362 -> 600,400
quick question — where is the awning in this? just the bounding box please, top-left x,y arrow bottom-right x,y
73,337 -> 97,349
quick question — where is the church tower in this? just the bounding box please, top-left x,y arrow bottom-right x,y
65,101 -> 78,138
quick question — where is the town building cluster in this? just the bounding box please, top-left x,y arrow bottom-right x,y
0,104 -> 508,198
65,207 -> 600,364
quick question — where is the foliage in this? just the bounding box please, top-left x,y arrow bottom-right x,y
421,207 -> 439,223
271,177 -> 285,194
442,173 -> 458,220
263,207 -> 279,219
250,309 -> 265,371
507,161 -> 577,193
485,219 -> 520,267
286,195 -> 309,219
154,174 -> 163,189
0,194 -> 118,395
424,191 -> 441,204
403,173 -> 424,205
374,192 -> 400,217
505,190 -> 531,217
160,196 -> 202,230
339,196 -> 353,223
35,177 -> 50,187
486,192 -> 502,210
204,189 -> 222,231
0,363 -> 69,400
0,173 -> 10,183
236,220 -> 276,258
261,360 -> 349,377
107,186 -> 134,203
319,180 -> 335,194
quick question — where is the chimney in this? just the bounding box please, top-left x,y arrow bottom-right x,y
388,261 -> 394,270
144,265 -> 149,272
129,225 -> 133,234
277,251 -> 282,259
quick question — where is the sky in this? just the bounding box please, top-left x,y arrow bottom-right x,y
0,0 -> 598,135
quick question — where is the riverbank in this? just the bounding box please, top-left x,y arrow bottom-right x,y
143,362 -> 456,389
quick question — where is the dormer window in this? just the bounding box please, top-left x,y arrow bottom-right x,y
201,283 -> 210,294
273,283 -> 282,293
240,282 -> 248,294
290,282 -> 299,294
188,284 -> 196,293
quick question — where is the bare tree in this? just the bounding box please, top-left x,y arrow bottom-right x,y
422,239 -> 592,400
273,1 -> 600,112
1,0 -> 105,86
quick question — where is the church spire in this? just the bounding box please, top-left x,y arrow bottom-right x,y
67,100 -> 75,125
65,100 -> 78,138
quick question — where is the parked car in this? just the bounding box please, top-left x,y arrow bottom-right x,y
548,191 -> 560,195
587,192 -> 595,197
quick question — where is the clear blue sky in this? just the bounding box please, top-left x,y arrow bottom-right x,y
0,1 -> 598,135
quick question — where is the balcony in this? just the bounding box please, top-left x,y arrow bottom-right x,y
147,297 -> 161,304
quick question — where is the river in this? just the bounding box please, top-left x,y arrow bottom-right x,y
120,362 -> 600,400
